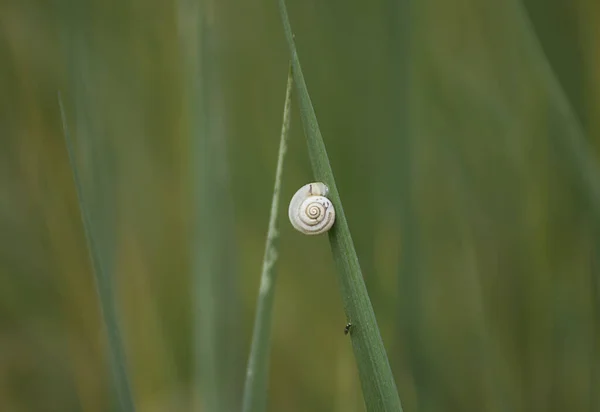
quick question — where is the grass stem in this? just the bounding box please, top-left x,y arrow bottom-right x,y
241,63 -> 294,412
277,3 -> 404,411
59,93 -> 136,412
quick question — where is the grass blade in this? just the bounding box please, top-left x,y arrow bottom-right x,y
178,0 -> 244,409
241,63 -> 294,412
513,5 -> 600,410
277,3 -> 404,411
509,2 -> 600,219
59,94 -> 136,412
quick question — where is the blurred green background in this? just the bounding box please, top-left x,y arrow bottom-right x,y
1,0 -> 599,411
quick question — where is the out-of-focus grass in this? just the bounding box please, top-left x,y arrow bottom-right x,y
59,2 -> 138,410
178,0 -> 244,410
59,94 -> 136,412
395,2 -> 600,411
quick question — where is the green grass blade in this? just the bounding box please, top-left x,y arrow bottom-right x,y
178,0 -> 244,409
513,6 -> 600,410
241,63 -> 293,412
513,1 -> 600,217
59,93 -> 136,412
277,3 -> 404,411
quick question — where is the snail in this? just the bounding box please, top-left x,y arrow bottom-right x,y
288,182 -> 336,235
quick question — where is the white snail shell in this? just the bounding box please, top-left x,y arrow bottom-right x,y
288,182 -> 336,235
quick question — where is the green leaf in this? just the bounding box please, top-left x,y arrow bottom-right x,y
242,63 -> 294,412
59,93 -> 136,412
277,2 -> 404,411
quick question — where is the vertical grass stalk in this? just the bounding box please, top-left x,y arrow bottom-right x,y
513,4 -> 600,408
179,0 -> 243,409
513,1 -> 600,215
277,2 -> 404,411
59,94 -> 136,412
241,64 -> 294,412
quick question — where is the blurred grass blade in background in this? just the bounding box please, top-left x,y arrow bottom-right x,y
277,2 -> 404,411
513,3 -> 600,410
178,0 -> 244,410
241,63 -> 293,412
514,1 -> 600,218
59,93 -> 137,412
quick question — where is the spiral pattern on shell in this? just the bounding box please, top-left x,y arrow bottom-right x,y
288,182 -> 336,235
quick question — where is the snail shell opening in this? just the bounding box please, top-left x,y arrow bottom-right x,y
288,182 -> 336,235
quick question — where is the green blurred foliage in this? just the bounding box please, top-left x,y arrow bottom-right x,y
1,0 -> 599,411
